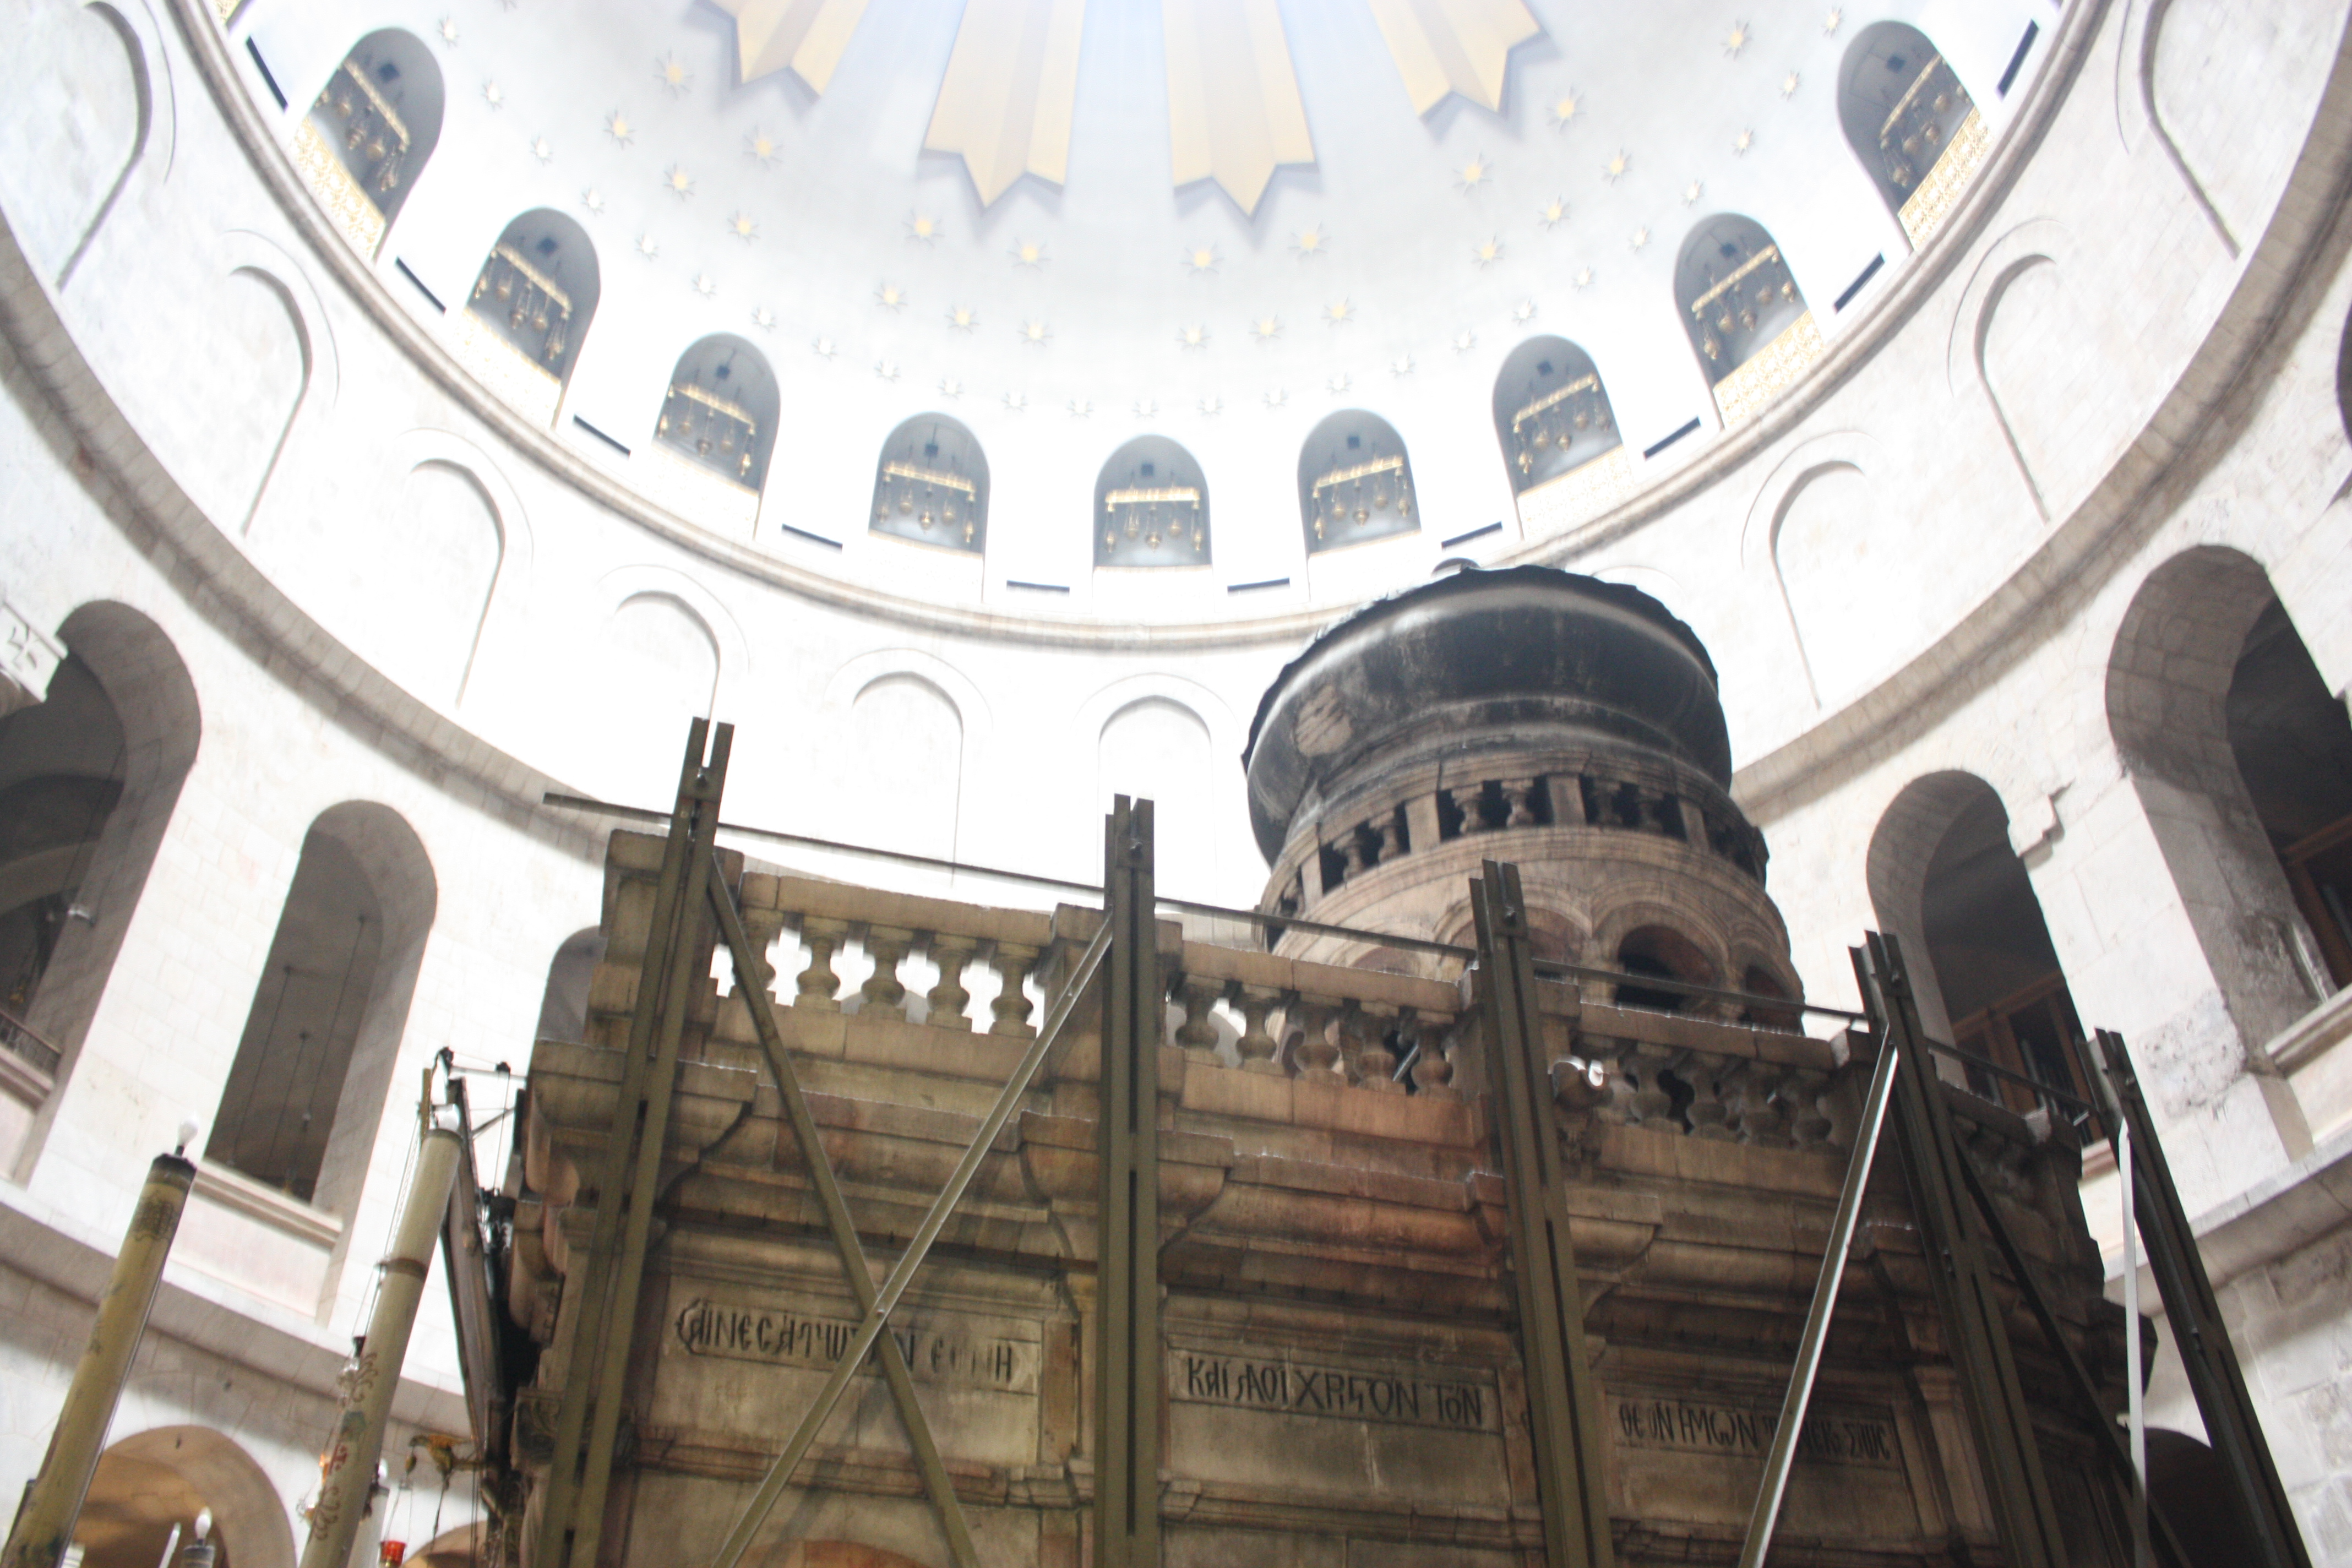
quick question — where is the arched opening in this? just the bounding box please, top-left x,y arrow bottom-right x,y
2,605 -> 198,1178
1298,411 -> 1417,553
1869,772 -> 2090,1114
870,415 -> 988,553
456,210 -> 599,427
536,927 -> 606,1045
1838,23 -> 1986,247
1613,924 -> 1715,1015
647,334 -> 780,524
1492,337 -> 1627,528
1675,215 -> 1821,424
208,803 -> 436,1215
2144,1429 -> 2250,1568
297,29 -> 443,257
1739,962 -> 1803,1030
2109,547 -> 2348,1051
1095,437 -> 1210,567
74,1426 -> 295,1568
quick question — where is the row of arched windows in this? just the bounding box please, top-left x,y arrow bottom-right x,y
293,23 -> 1990,558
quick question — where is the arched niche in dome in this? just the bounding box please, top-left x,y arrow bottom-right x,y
1675,215 -> 1821,425
1839,23 -> 1987,247
871,415 -> 988,553
646,335 -> 779,524
297,29 -> 442,258
457,210 -> 599,428
1297,411 -> 1417,554
1095,437 -> 1209,568
1491,338 -> 1630,530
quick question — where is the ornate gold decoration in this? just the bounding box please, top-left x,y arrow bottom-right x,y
1516,444 -> 1633,535
481,81 -> 505,110
1723,21 -> 1749,56
665,165 -> 695,197
748,129 -> 780,164
1021,319 -> 1051,345
1733,128 -> 1755,155
1548,90 -> 1581,127
715,0 -> 873,95
1682,179 -> 1703,205
730,213 -> 759,239
656,54 -> 691,94
1178,324 -> 1210,349
293,119 -> 388,257
907,213 -> 943,242
1898,106 -> 1987,246
1325,298 -> 1354,324
1364,0 -> 1540,115
1602,150 -> 1628,182
948,304 -> 978,330
1163,0 -> 1315,215
1011,238 -> 1047,266
1538,197 -> 1568,227
606,111 -> 635,145
1779,70 -> 1800,96
1472,237 -> 1502,266
1253,316 -> 1282,340
451,309 -> 563,427
876,282 -> 906,309
1308,450 -> 1413,545
1711,309 -> 1822,423
924,0 -> 1087,204
1456,154 -> 1491,190
1292,224 -> 1327,255
1823,8 -> 1843,33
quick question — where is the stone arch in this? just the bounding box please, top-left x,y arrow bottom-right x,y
1096,698 -> 1216,897
55,1 -> 160,290
872,414 -> 989,553
388,429 -> 532,710
764,1546 -> 933,1568
2120,0 -> 2240,258
212,232 -> 338,540
2106,546 -> 2343,1050
1946,219 -> 2083,522
207,802 -> 436,1226
837,672 -> 967,864
535,926 -> 605,1046
296,28 -> 443,257
1741,431 -> 1882,710
7,602 -> 200,1182
77,1425 -> 293,1568
1674,214 -> 1817,424
1837,21 -> 1985,246
456,210 -> 600,427
596,565 -> 747,721
1589,901 -> 1728,1011
1297,411 -> 1417,553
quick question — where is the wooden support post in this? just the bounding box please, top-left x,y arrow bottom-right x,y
2091,1029 -> 2313,1568
1096,797 -> 1163,1568
1471,861 -> 1614,1568
1860,932 -> 2068,1568
538,720 -> 732,1568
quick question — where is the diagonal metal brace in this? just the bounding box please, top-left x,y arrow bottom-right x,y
704,855 -> 981,1568
711,917 -> 1115,1568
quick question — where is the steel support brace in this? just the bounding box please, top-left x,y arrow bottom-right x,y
1097,799 -> 1163,1568
703,852 -> 981,1568
2092,1030 -> 2313,1568
1861,933 -> 2069,1568
1471,862 -> 1614,1568
541,720 -> 732,1568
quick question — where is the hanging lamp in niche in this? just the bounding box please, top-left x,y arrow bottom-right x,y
870,416 -> 989,553
1095,437 -> 1211,567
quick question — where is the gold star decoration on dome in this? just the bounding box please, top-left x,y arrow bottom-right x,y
1263,388 -> 1288,409
1185,244 -> 1220,274
1723,21 -> 1749,57
1822,8 -> 1842,33
729,212 -> 759,240
694,273 -> 718,297
1456,155 -> 1491,192
1325,298 -> 1354,324
1011,238 -> 1047,268
1178,323 -> 1210,350
939,375 -> 963,398
636,233 -> 660,259
1068,397 -> 1094,418
531,135 -> 553,162
482,81 -> 504,110
1603,150 -> 1629,183
664,165 -> 695,198
1291,224 -> 1328,257
1452,328 -> 1476,352
813,336 -> 836,357
1133,398 -> 1158,418
948,304 -> 978,331
1472,237 -> 1503,267
1199,395 -> 1223,416
1539,197 -> 1570,228
1325,372 -> 1351,394
876,282 -> 907,309
605,111 -> 635,145
1252,315 -> 1282,340
875,359 -> 899,382
1781,70 -> 1801,96
1574,266 -> 1594,288
1549,90 -> 1581,128
752,305 -> 777,331
907,213 -> 943,243
656,53 -> 691,94
1512,299 -> 1537,323
1733,128 -> 1755,155
438,16 -> 459,44
1628,226 -> 1650,251
581,187 -> 606,214
1391,353 -> 1414,377
1003,391 -> 1028,412
747,128 -> 779,166
1021,319 -> 1051,346
1683,179 -> 1704,205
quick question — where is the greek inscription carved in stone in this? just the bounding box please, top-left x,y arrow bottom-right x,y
1608,1395 -> 1901,1470
673,1298 -> 1037,1393
1170,1348 -> 1500,1433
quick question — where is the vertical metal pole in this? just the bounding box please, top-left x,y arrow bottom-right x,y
1736,963 -> 1899,1568
2120,1118 -> 2150,1568
1095,798 -> 1162,1568
2091,1030 -> 2313,1568
1862,932 -> 2069,1568
1,1150 -> 195,1568
1471,862 -> 1614,1568
298,1115 -> 464,1568
540,720 -> 732,1568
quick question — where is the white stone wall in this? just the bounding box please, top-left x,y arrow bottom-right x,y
3,0 -> 2352,1555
